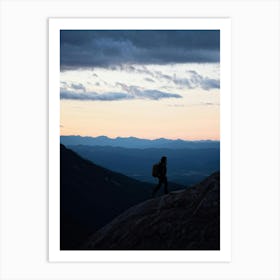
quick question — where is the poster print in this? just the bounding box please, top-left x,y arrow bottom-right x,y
49,18 -> 231,262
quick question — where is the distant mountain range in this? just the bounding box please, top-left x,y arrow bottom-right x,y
61,135 -> 220,149
61,135 -> 220,186
66,145 -> 220,186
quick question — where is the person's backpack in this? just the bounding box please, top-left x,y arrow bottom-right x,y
152,163 -> 159,178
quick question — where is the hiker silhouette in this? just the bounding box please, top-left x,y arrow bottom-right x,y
153,156 -> 169,196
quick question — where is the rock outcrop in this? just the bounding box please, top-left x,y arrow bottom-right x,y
83,172 -> 220,250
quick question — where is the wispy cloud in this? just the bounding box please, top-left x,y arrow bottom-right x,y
187,70 -> 220,90
200,102 -> 220,106
60,82 -> 87,92
70,83 -> 86,92
159,70 -> 219,90
144,77 -> 155,83
167,104 -> 185,107
60,90 -> 131,101
111,66 -> 219,91
137,89 -> 182,100
60,87 -> 182,101
146,69 -> 220,91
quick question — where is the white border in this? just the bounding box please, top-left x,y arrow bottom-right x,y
1,1 -> 279,278
49,18 -> 231,262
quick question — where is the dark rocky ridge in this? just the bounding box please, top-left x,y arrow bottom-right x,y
60,144 -> 152,250
83,172 -> 220,250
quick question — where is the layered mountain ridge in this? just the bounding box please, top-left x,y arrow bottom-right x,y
61,135 -> 220,149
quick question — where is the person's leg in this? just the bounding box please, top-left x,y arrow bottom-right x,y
153,178 -> 162,196
164,176 -> 169,194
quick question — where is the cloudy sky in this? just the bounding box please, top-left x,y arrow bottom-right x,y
60,30 -> 220,140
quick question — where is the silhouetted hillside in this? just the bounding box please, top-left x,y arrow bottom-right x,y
83,172 -> 220,250
60,144 -> 153,250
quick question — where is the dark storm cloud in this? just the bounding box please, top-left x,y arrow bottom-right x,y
60,30 -> 220,70
60,87 -> 182,101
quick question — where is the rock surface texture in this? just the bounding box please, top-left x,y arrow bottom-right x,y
83,172 -> 220,250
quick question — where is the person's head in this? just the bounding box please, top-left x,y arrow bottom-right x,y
161,156 -> 167,164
